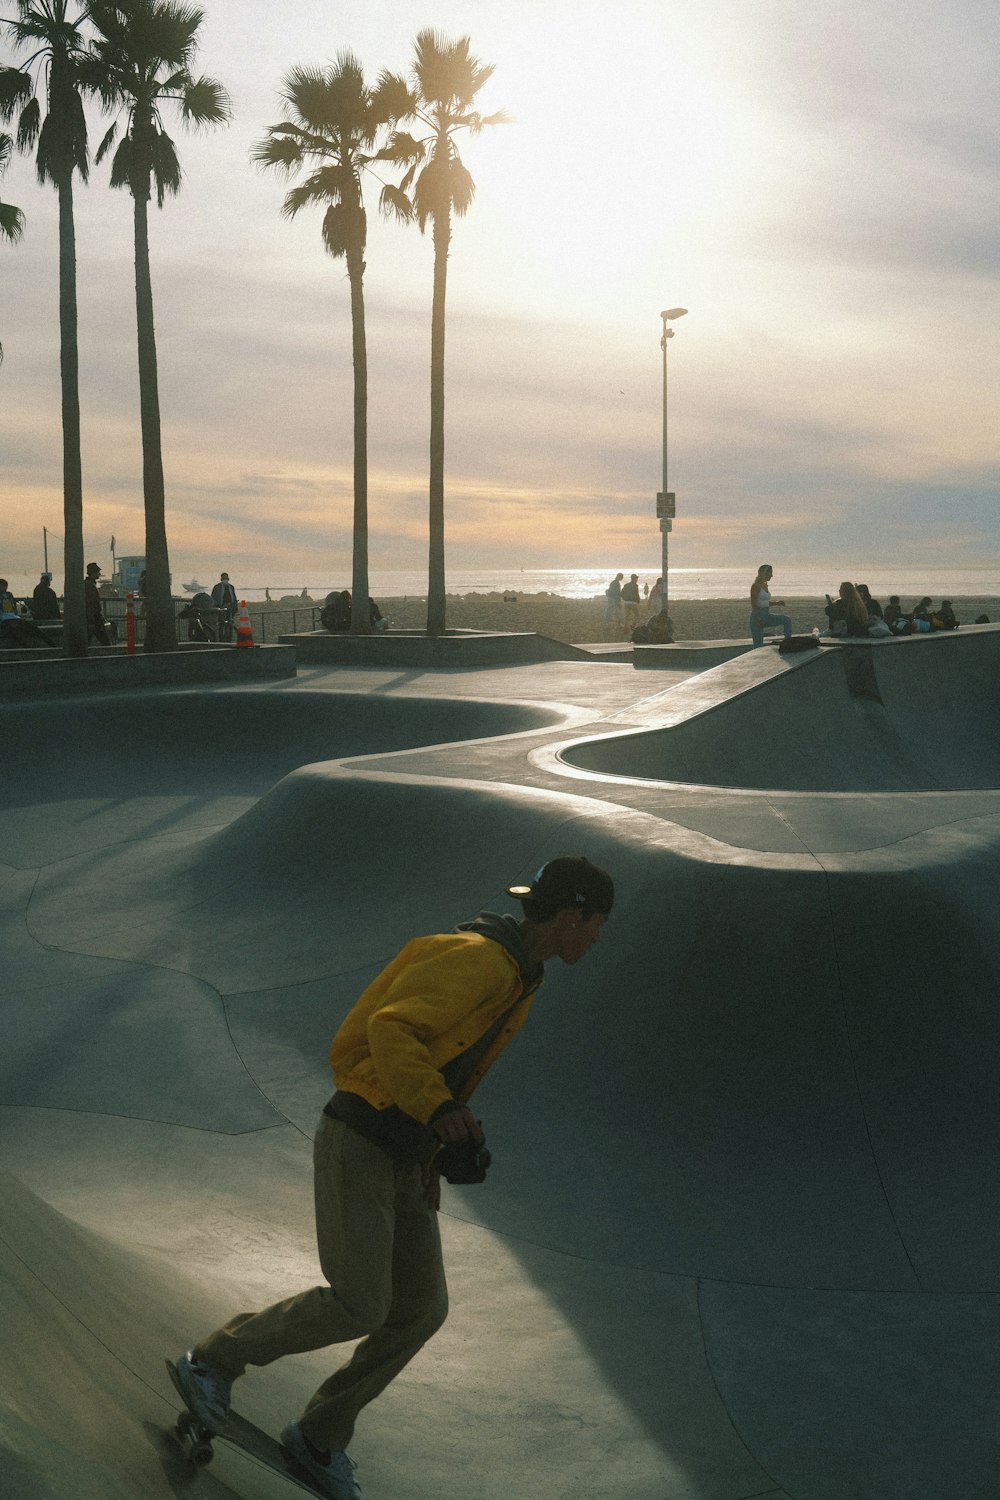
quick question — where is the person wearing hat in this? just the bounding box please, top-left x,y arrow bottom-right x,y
174,856 -> 614,1500
31,572 -> 61,621
85,562 -> 111,645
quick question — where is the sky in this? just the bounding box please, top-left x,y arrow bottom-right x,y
1,0 -> 998,588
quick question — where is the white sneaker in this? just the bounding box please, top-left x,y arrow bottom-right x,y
281,1422 -> 362,1499
174,1350 -> 233,1428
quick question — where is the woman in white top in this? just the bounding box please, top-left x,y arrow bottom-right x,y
749,564 -> 792,647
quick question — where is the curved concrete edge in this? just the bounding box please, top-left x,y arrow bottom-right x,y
0,645 -> 296,699
280,629 -> 597,666
19,761 -> 1000,1294
551,628 -> 1000,795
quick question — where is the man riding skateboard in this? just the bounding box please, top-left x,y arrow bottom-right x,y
174,856 -> 614,1499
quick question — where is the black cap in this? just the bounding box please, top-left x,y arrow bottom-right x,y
506,856 -> 614,919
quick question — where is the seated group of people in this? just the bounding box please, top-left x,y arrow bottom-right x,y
825,584 -> 960,638
0,577 -> 55,648
320,590 -> 387,634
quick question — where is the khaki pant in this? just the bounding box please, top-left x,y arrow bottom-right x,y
194,1114 -> 449,1449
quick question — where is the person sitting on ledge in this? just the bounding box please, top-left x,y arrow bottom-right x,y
824,581 -> 870,638
1,580 -> 51,647
321,590 -> 352,633
632,608 -> 674,645
910,596 -> 934,632
31,572 -> 61,620
931,600 -> 959,630
321,591 -> 387,634
856,583 -> 882,619
883,595 -> 905,631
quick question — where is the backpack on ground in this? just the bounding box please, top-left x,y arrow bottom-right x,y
779,635 -> 820,654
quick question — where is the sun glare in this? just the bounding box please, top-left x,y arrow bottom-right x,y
468,9 -> 772,321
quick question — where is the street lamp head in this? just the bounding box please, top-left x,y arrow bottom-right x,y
661,308 -> 688,321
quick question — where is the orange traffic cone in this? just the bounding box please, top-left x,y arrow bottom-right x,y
234,599 -> 255,649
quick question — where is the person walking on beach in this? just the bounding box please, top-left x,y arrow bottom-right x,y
211,572 -> 239,642
173,856 -> 615,1500
749,564 -> 792,647
604,573 -> 624,633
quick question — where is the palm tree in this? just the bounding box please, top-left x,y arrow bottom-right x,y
83,0 -> 229,653
252,55 -> 411,636
0,130 -> 26,364
380,31 -> 507,636
1,1 -> 91,657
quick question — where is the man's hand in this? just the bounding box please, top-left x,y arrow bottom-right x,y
432,1106 -> 483,1145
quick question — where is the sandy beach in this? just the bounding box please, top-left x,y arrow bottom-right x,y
248,592 -> 996,646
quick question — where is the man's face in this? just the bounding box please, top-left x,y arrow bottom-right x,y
554,909 -> 608,965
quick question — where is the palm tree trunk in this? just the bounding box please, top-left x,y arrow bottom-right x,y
133,189 -> 176,653
348,248 -> 372,635
426,208 -> 450,637
58,172 -> 87,657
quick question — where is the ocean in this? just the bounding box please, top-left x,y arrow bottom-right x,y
6,565 -> 999,603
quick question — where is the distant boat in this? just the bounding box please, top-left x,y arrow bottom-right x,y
182,580 -> 208,593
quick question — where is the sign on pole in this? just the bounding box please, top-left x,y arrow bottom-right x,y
656,491 -> 676,519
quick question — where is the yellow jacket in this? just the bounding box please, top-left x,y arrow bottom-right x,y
330,928 -> 541,1126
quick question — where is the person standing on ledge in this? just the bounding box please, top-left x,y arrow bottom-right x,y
211,571 -> 239,642
174,856 -> 615,1500
749,563 -> 792,647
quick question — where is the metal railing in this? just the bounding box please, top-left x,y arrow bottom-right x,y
13,596 -> 324,647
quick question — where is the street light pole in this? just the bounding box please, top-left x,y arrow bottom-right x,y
657,308 -> 687,615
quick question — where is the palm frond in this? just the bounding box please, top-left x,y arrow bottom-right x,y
108,133 -> 132,190
321,199 -> 365,260
180,74 -> 230,127
413,30 -> 494,110
95,119 -> 118,164
372,70 -> 416,125
447,156 -> 476,216
378,181 -> 412,224
378,129 -> 423,165
151,124 -> 181,205
0,198 -> 26,244
251,131 -> 304,173
281,162 -> 354,217
465,108 -> 513,134
0,67 -> 34,125
15,95 -> 40,153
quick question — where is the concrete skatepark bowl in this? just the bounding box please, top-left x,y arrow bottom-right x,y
2,630 -> 999,1499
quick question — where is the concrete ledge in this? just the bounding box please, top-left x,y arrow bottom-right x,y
0,644 -> 296,698
281,628 -> 594,667
634,639 -> 757,669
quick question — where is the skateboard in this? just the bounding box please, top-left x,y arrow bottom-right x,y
166,1359 -> 326,1496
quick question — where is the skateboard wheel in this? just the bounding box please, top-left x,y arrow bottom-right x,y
190,1439 -> 214,1467
176,1410 -> 196,1439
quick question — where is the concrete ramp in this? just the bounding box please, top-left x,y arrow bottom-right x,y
3,664 -> 1000,1498
563,629 -> 1000,791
